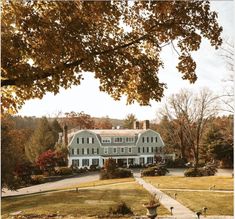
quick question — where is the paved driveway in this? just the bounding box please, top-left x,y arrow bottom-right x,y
2,172 -> 99,197
2,168 -> 233,197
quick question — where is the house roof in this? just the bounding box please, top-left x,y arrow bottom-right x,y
91,129 -> 146,137
68,129 -> 147,138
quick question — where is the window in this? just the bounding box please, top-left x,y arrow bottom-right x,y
102,137 -> 111,143
92,159 -> 99,166
151,137 -> 153,143
82,159 -> 89,166
82,148 -> 84,155
82,138 -> 84,144
121,147 -> 125,153
155,137 -> 158,142
77,148 -> 79,155
77,138 -> 79,144
138,147 -> 141,153
140,157 -> 144,165
113,147 -> 117,153
147,147 -> 149,153
104,148 -> 108,154
125,137 -> 134,143
143,147 -> 145,153
151,147 -> 154,153
72,159 -> 79,167
147,157 -> 153,164
87,137 -> 93,144
97,148 -> 99,154
92,138 -> 95,144
128,147 -> 132,153
147,137 -> 149,143
71,149 -> 74,155
87,148 -> 89,154
114,137 -> 123,143
142,137 -> 145,143
92,148 -> 94,154
155,147 -> 158,153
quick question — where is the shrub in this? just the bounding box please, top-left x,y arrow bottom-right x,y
89,164 -> 99,171
141,164 -> 169,177
128,164 -> 142,168
166,158 -> 187,168
155,164 -> 169,176
184,168 -> 204,177
203,164 -> 218,176
141,167 -> 156,176
114,168 -> 133,178
31,175 -> 45,184
37,149 -> 68,175
54,167 -> 73,175
109,201 -> 133,215
100,168 -> 132,179
184,164 -> 218,177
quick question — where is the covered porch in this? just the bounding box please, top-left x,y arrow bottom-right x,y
101,155 -> 155,167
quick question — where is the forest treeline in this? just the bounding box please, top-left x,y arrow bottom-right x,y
2,107 -> 233,190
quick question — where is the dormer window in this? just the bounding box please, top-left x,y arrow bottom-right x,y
114,137 -> 123,143
102,137 -> 111,143
125,137 -> 134,143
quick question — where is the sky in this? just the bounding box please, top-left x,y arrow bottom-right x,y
17,1 -> 234,121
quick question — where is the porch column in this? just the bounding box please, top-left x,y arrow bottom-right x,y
144,156 -> 147,165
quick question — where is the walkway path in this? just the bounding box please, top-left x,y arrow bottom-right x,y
133,173 -> 233,219
134,172 -> 195,218
160,188 -> 233,193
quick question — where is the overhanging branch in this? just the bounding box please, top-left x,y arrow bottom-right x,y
2,21 -> 175,87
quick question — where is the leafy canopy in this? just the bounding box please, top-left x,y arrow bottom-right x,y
1,1 -> 222,113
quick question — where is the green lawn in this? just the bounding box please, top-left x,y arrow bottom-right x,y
164,190 -> 234,215
144,176 -> 234,190
2,181 -> 169,218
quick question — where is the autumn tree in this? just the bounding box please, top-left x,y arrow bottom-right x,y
62,111 -> 95,130
123,113 -> 137,129
219,40 -> 234,114
160,89 -> 219,167
95,116 -> 113,129
1,1 -> 222,113
25,117 -> 57,163
154,116 -> 185,158
203,116 -> 233,167
1,115 -> 32,190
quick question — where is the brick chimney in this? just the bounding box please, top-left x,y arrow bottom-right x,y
63,125 -> 68,146
143,120 -> 150,130
133,121 -> 140,129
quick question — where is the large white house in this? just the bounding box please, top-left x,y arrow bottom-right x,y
61,120 -> 165,168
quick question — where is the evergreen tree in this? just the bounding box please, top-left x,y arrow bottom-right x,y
25,117 -> 57,163
203,116 -> 233,167
51,119 -> 63,133
123,114 -> 137,129
50,119 -> 63,145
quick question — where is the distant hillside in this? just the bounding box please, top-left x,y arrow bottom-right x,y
92,117 -> 124,128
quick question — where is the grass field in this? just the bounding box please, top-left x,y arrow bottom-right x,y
2,181 -> 169,218
165,190 -> 234,215
144,176 -> 234,190
60,177 -> 135,190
